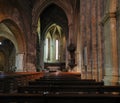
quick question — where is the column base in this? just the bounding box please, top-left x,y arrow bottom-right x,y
103,75 -> 119,85
16,68 -> 23,72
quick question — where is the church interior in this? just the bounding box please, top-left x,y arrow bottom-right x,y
0,0 -> 120,102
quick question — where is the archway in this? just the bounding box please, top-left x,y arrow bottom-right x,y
0,37 -> 16,72
44,24 -> 66,71
0,19 -> 26,72
0,51 -> 5,71
36,3 -> 68,71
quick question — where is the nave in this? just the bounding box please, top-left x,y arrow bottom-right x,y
0,0 -> 120,102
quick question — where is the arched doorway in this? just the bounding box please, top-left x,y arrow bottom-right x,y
0,37 -> 16,72
0,51 -> 5,71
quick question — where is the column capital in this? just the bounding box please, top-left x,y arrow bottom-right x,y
100,12 -> 116,26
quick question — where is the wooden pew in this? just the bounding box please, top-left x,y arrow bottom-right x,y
18,85 -> 99,94
39,76 -> 81,80
17,85 -> 120,94
17,71 -> 120,95
43,72 -> 81,78
0,72 -> 43,93
18,78 -> 103,94
28,80 -> 104,86
31,72 -> 99,82
0,93 -> 119,103
35,78 -> 96,83
22,72 -> 104,94
29,72 -> 101,86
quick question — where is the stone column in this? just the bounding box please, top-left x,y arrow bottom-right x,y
76,29 -> 81,72
102,12 -> 118,85
91,0 -> 98,81
33,25 -> 41,71
67,23 -> 73,71
15,53 -> 24,72
110,12 -> 119,85
40,39 -> 44,70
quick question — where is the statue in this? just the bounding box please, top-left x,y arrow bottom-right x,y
67,42 -> 76,70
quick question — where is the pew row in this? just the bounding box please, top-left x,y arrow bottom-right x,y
17,85 -> 120,94
0,72 -> 43,93
28,80 -> 104,86
0,93 -> 119,103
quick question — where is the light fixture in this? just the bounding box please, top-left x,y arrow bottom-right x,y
0,42 -> 2,45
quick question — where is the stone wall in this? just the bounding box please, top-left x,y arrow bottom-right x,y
79,0 -> 104,81
0,0 -> 36,71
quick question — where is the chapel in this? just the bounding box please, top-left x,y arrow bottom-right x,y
0,0 -> 120,102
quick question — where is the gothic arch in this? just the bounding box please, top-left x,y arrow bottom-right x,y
36,3 -> 69,47
0,19 -> 26,71
32,0 -> 72,32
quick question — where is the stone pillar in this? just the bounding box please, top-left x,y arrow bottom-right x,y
102,12 -> 118,85
97,0 -> 104,82
40,39 -> 44,70
102,0 -> 118,85
33,25 -> 40,71
76,28 -> 81,72
91,0 -> 98,81
103,16 -> 113,85
75,14 -> 82,73
15,53 -> 24,72
67,23 -> 73,71
110,12 -> 119,85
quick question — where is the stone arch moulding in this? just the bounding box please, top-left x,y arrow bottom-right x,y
42,22 -> 67,40
0,19 -> 26,72
32,0 -> 72,34
0,31 -> 18,52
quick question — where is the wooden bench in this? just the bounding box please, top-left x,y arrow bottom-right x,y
28,72 -> 98,86
0,93 -> 119,103
39,76 -> 81,80
28,80 -> 104,86
0,72 -> 43,93
17,71 -> 120,95
18,85 -> 100,94
18,77 -> 104,94
17,85 -> 120,94
24,72 -> 104,94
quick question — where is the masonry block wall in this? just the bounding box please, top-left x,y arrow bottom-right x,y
79,0 -> 105,81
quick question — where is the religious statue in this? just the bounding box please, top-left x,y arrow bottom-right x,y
67,42 -> 76,70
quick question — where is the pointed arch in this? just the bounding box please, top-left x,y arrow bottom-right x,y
32,0 -> 71,28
